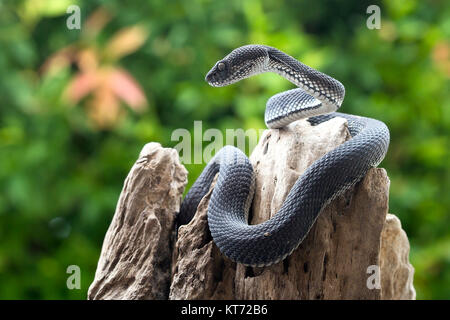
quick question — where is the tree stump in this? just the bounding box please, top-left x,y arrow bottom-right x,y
89,118 -> 415,300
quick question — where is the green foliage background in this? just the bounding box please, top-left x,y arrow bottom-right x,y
0,0 -> 449,299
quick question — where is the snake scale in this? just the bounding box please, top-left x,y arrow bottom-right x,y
177,45 -> 390,267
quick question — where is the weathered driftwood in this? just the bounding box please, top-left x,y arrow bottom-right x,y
90,118 -> 415,300
88,143 -> 187,300
380,214 -> 416,299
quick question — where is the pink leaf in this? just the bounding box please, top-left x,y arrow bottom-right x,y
88,86 -> 121,128
108,68 -> 147,111
65,71 -> 99,103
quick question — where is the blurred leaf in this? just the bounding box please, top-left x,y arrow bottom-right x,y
64,71 -> 98,103
109,68 -> 147,111
18,0 -> 77,26
83,7 -> 112,39
105,25 -> 149,60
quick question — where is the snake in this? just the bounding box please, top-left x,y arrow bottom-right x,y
177,44 -> 390,267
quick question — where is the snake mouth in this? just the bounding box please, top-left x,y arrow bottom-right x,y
206,62 -> 256,87
205,70 -> 227,87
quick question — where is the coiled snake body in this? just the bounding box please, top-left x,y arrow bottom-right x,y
177,45 -> 390,267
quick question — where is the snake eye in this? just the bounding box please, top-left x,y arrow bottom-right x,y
217,62 -> 226,71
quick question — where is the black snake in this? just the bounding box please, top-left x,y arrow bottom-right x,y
177,45 -> 390,267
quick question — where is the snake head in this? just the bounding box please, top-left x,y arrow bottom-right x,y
206,45 -> 269,87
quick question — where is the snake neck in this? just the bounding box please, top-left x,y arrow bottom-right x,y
263,46 -> 345,110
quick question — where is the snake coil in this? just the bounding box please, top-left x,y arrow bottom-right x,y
177,45 -> 390,267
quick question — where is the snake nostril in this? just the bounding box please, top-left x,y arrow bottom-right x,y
206,71 -> 216,81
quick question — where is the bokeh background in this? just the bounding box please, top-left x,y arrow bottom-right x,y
0,0 -> 449,299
